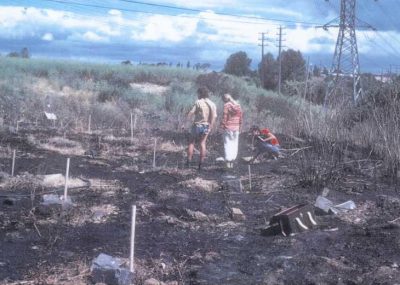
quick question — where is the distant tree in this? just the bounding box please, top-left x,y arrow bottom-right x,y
176,62 -> 181,68
312,65 -> 321,77
121,60 -> 132,65
7,52 -> 20,58
200,63 -> 211,71
322,66 -> 329,76
186,61 -> 191,69
20,47 -> 30,58
259,52 -> 278,90
7,47 -> 30,58
279,49 -> 305,82
223,51 -> 252,77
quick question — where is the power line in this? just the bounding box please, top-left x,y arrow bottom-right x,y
36,0 -> 323,27
117,0 -> 323,26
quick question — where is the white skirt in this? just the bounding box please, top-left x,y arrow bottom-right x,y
223,130 -> 240,162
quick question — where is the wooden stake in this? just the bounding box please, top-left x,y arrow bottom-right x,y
153,138 -> 157,168
11,150 -> 16,176
16,121 -> 19,133
64,158 -> 70,201
248,164 -> 252,191
88,114 -> 91,134
130,205 -> 137,273
133,113 -> 137,130
130,113 -> 134,142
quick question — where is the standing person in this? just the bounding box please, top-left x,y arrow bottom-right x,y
186,87 -> 217,170
249,126 -> 281,163
220,93 -> 243,168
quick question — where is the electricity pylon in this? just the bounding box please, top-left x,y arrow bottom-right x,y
321,0 -> 374,104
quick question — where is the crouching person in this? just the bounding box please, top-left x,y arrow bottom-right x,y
249,126 -> 281,163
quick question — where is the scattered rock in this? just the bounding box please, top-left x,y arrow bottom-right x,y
223,178 -> 243,192
91,253 -> 133,285
205,252 -> 220,262
159,262 -> 166,270
40,173 -> 88,188
144,278 -> 162,285
186,209 -> 209,221
230,207 -> 246,221
180,177 -> 218,192
91,205 -> 117,223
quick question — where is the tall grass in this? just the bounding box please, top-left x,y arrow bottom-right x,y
2,57 -> 398,181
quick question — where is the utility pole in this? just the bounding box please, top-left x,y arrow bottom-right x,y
320,0 -> 375,104
276,26 -> 285,95
258,32 -> 268,87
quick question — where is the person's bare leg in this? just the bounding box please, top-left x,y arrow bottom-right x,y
187,140 -> 195,166
198,134 -> 208,169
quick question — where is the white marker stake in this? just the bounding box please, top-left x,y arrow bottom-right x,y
88,115 -> 91,134
153,138 -> 157,168
11,150 -> 16,176
130,205 -> 137,273
130,113 -> 134,142
248,164 -> 252,191
64,158 -> 70,201
133,113 -> 137,130
16,121 -> 19,133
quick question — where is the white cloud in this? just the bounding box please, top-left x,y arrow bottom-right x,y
69,31 -> 109,42
42,33 -> 54,41
131,15 -> 198,42
286,26 -> 336,53
108,9 -> 122,17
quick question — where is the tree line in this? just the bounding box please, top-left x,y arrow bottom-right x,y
223,50 -> 328,90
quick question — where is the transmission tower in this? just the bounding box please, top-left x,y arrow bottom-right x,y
321,0 -> 372,104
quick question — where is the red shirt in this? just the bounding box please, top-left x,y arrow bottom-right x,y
260,129 -> 279,145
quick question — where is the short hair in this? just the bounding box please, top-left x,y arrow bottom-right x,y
197,87 -> 209,99
251,125 -> 260,131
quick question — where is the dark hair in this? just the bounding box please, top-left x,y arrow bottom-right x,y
251,125 -> 260,131
197,87 -> 209,99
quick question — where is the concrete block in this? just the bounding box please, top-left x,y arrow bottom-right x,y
91,254 -> 133,285
230,207 -> 246,221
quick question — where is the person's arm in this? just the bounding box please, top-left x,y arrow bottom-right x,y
183,104 -> 196,129
208,101 -> 217,132
258,133 -> 275,142
220,103 -> 228,129
239,107 -> 243,132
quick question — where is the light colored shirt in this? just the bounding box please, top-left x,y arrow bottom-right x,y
188,98 -> 217,125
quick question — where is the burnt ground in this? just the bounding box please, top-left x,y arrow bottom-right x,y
1,127 -> 400,285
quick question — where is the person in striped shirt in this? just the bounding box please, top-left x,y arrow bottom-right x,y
220,93 -> 243,168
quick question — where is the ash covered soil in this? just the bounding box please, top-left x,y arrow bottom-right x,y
1,127 -> 400,285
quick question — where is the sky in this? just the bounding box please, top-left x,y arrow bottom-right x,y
1,0 -> 400,73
